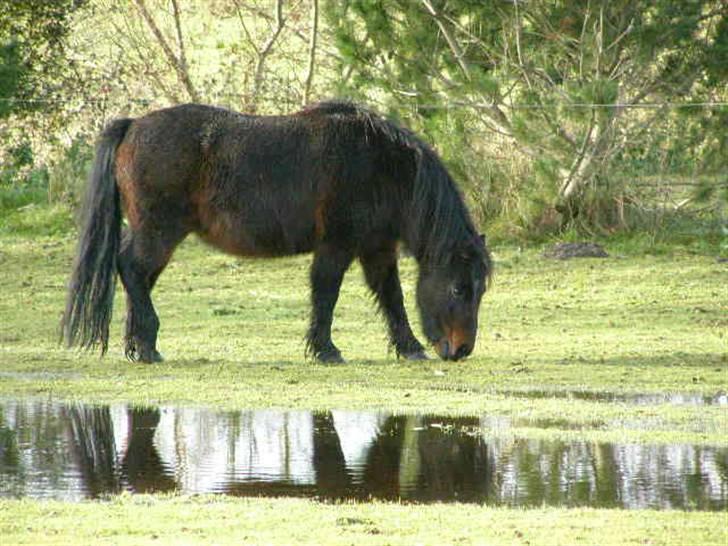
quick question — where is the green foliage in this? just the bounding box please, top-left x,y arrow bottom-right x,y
327,0 -> 728,238
0,0 -> 87,117
705,13 -> 728,84
0,0 -> 725,244
0,137 -> 92,224
0,171 -> 48,210
47,137 -> 94,205
0,1 -> 90,216
0,140 -> 46,208
0,203 -> 74,236
0,39 -> 23,118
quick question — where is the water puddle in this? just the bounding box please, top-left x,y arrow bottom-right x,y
1,399 -> 726,509
496,389 -> 728,406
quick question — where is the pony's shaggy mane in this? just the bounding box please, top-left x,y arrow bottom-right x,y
304,100 -> 481,266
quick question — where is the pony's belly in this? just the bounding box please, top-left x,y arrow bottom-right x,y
197,210 -> 316,257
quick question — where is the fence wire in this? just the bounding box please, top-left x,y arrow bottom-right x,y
0,97 -> 727,110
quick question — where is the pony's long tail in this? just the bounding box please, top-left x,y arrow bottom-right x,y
61,118 -> 133,355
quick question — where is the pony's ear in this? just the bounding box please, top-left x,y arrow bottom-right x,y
456,239 -> 479,262
453,234 -> 487,263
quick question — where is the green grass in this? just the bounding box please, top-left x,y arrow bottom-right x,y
0,202 -> 74,236
0,206 -> 726,545
1,228 -> 725,438
1,495 -> 725,546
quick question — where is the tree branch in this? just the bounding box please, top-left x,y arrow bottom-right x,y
560,111 -> 597,199
108,4 -> 181,104
302,0 -> 318,106
250,0 -> 285,109
170,0 -> 189,75
420,0 -> 470,80
132,0 -> 199,102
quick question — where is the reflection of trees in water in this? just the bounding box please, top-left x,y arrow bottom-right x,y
0,401 -> 84,498
0,404 -> 25,495
1,400 -> 727,509
1,403 -> 177,497
488,438 -> 728,510
713,451 -> 728,499
106,411 -> 728,508
324,414 -> 489,502
127,409 -> 728,509
412,416 -> 488,502
360,415 -> 404,500
594,442 -> 620,508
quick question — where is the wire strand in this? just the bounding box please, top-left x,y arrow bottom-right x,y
0,97 -> 727,109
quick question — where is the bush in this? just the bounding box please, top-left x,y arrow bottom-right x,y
47,138 -> 94,206
1,137 -> 93,212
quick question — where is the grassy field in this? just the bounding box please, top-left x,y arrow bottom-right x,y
0,207 -> 726,545
1,495 -> 724,546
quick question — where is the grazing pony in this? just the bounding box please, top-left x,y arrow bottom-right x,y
61,101 -> 492,363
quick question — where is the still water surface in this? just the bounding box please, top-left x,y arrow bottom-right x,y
1,399 -> 725,509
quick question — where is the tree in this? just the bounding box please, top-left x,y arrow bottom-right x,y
327,0 -> 728,231
93,0 -> 329,113
0,1 -> 87,118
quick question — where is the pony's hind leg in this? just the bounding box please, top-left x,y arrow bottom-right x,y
306,244 -> 354,363
118,227 -> 185,363
360,244 -> 427,360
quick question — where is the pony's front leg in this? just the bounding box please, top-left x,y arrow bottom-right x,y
306,244 -> 353,362
360,245 -> 427,360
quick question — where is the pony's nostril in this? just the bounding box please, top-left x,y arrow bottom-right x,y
441,340 -> 450,359
453,344 -> 471,361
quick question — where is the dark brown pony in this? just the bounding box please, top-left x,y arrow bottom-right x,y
61,101 -> 491,363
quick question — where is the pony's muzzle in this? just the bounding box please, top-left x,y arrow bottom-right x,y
435,334 -> 473,361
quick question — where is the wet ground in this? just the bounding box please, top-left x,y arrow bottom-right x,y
1,398 -> 726,509
495,389 -> 728,406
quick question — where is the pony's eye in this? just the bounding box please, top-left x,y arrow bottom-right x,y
451,284 -> 465,298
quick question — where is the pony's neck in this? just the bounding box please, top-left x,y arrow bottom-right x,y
402,147 -> 475,266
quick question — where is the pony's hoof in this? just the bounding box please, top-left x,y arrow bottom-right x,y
125,339 -> 164,363
145,350 -> 164,363
402,350 -> 428,361
135,349 -> 164,363
317,349 -> 344,364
